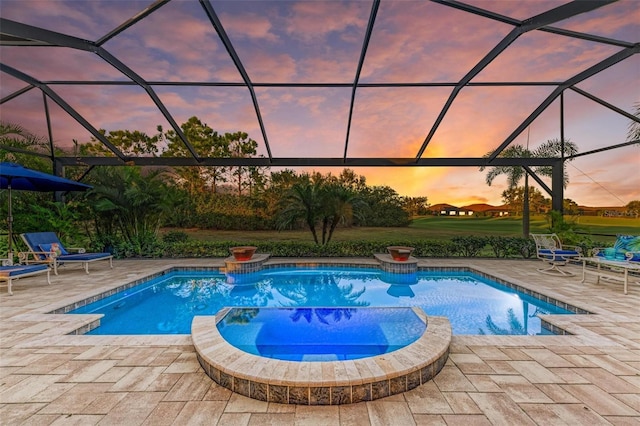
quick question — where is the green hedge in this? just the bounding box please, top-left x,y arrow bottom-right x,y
99,234 -> 615,260
92,233 -> 615,260
158,236 -> 536,259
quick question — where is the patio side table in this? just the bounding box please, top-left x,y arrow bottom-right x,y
581,257 -> 640,294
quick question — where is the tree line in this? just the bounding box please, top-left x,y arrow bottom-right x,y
2,109 -> 638,255
0,119 -> 430,253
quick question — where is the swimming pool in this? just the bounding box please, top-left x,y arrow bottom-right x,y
71,267 -> 573,335
217,307 -> 427,361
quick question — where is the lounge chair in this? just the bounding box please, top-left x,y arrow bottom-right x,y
530,233 -> 582,276
19,232 -> 113,275
592,234 -> 640,261
0,263 -> 50,295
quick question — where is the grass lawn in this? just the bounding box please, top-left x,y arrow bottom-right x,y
172,215 -> 639,243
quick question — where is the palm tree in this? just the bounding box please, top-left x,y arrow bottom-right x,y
276,173 -> 325,244
276,173 -> 367,245
0,122 -> 51,169
480,138 -> 578,237
320,182 -> 366,245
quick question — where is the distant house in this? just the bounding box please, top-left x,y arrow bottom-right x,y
428,203 -> 509,217
462,204 -> 510,217
429,203 -> 474,216
429,203 -> 457,216
428,203 -> 629,218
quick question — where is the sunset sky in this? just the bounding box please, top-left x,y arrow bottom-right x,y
1,0 -> 638,207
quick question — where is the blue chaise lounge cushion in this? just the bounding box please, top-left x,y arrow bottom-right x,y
0,264 -> 49,277
22,231 -> 112,266
54,253 -> 111,261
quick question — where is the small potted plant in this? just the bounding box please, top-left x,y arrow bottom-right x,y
229,246 -> 257,261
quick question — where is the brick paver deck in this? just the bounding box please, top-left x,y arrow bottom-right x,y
1,258 -> 638,425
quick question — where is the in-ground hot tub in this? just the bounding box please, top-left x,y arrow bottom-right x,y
192,307 -> 451,405
218,307 -> 426,361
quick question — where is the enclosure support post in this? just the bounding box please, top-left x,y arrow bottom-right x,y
54,161 -> 64,203
551,160 -> 564,213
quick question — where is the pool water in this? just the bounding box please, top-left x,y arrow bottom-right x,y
71,267 -> 573,335
217,307 -> 426,361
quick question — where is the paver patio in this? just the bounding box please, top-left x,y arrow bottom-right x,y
1,258 -> 638,425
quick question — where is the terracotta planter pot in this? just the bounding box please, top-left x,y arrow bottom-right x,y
230,246 -> 257,261
386,246 -> 415,261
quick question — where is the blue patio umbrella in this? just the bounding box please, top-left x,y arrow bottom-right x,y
0,162 -> 92,262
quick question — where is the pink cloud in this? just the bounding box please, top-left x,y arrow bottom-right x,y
552,1 -> 640,40
0,0 -> 139,40
219,12 -> 279,43
99,2 -> 239,83
463,1 -> 572,21
477,31 -> 622,82
243,51 -> 298,82
1,47 -> 124,82
361,2 -> 512,82
218,3 -> 365,83
1,91 -> 50,137
346,87 -> 451,157
285,2 -> 367,41
566,147 -> 640,206
425,86 -> 560,157
255,87 -> 350,157
296,56 -> 358,84
0,73 -> 30,99
1,0 -> 636,207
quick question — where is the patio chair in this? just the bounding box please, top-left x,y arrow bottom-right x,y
530,233 -> 582,276
19,232 -> 113,275
0,263 -> 50,295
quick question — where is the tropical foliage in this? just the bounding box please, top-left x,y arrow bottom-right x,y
0,122 -> 53,170
83,166 -> 174,256
0,123 -> 91,248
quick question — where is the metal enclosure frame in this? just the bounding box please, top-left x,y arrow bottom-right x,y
1,0 -> 638,211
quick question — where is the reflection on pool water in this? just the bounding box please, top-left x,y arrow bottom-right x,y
71,267 -> 573,335
217,307 -> 427,361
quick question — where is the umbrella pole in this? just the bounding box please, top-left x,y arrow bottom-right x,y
7,183 -> 13,265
